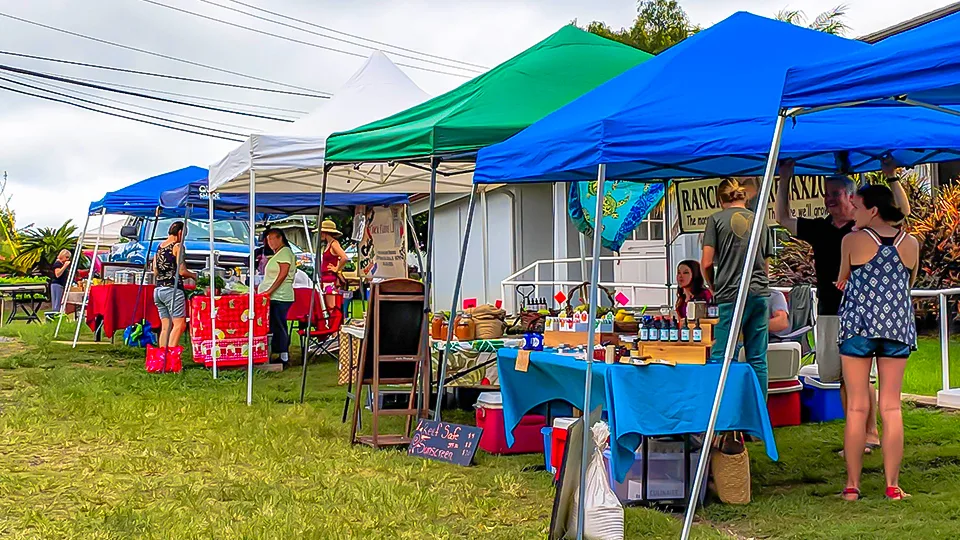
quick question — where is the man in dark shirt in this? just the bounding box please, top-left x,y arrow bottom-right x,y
775,157 -> 909,451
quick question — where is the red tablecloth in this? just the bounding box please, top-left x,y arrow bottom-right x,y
288,288 -> 325,322
190,293 -> 270,368
85,284 -> 162,337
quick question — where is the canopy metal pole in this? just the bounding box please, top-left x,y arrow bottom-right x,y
663,183 -> 673,305
209,190 -> 218,379
421,158 -> 439,416
576,164 -> 606,540
302,215 -> 314,254
435,185 -> 478,421
480,190 -> 489,303
680,113 -> 787,540
72,209 -> 106,348
55,211 -> 90,338
247,166 -> 256,406
940,293 -> 950,393
300,167 -> 329,404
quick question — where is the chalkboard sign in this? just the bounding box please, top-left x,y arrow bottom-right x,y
408,419 -> 482,466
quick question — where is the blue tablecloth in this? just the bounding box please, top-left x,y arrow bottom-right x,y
498,349 -> 778,482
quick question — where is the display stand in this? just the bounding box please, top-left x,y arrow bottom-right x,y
349,279 -> 429,449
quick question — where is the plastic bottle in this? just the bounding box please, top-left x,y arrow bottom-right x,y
693,319 -> 703,343
681,318 -> 691,342
669,316 -> 679,342
658,316 -> 669,342
639,317 -> 649,342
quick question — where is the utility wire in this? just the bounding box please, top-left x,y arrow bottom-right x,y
0,64 -> 293,122
0,84 -> 244,142
197,0 -> 485,73
0,11 -> 325,95
0,74 -> 249,137
1,71 -> 257,132
0,50 -> 330,98
219,0 -> 489,70
137,0 -> 475,78
66,74 -> 305,116
67,74 -> 304,117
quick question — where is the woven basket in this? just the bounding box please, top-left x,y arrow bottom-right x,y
469,305 -> 506,340
710,438 -> 751,505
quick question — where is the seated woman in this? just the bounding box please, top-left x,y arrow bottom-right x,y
675,259 -> 712,319
768,290 -> 791,338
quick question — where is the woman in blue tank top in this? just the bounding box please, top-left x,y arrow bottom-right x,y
836,185 -> 918,501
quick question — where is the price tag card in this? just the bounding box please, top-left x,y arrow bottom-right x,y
515,350 -> 531,372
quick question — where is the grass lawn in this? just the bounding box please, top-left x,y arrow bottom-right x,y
0,322 -> 957,539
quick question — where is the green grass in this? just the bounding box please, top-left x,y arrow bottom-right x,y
902,335 -> 960,396
0,321 -> 958,538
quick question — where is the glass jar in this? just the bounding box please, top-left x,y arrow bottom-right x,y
455,313 -> 476,341
431,313 -> 446,340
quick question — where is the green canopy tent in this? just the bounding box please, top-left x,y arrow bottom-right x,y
324,25 -> 653,421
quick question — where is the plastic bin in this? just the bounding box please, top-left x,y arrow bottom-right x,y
799,364 -> 844,422
602,442 -> 707,505
551,417 -> 578,481
541,427 -> 554,474
475,392 -> 546,455
767,379 -> 803,427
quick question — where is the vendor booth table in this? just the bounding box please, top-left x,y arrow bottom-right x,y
0,283 -> 49,325
84,283 -> 162,340
497,348 -> 778,483
429,338 -> 523,388
190,293 -> 269,368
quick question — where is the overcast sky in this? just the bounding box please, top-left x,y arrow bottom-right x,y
0,0 -> 950,230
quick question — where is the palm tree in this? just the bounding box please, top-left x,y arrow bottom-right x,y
776,4 -> 849,36
11,221 -> 79,276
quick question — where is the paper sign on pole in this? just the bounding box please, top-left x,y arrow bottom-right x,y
675,175 -> 829,234
354,205 -> 408,279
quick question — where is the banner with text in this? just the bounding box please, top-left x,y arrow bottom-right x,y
675,176 -> 829,233
354,204 -> 408,279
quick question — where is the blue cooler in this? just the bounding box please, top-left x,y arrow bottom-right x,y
800,364 -> 845,422
541,427 -> 555,474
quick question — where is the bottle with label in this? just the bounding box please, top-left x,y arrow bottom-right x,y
669,316 -> 679,342
693,319 -> 703,343
659,316 -> 670,342
680,318 -> 691,342
639,317 -> 649,342
650,317 -> 660,341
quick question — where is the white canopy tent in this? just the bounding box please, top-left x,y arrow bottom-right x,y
208,51 -> 475,194
81,217 -> 126,247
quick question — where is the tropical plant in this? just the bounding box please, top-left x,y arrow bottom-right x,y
582,0 -> 700,54
10,221 -> 79,276
775,4 -> 850,36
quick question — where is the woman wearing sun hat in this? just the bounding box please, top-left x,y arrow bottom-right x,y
319,219 -> 348,290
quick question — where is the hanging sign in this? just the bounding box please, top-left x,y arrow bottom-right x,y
675,176 -> 829,234
354,205 -> 408,279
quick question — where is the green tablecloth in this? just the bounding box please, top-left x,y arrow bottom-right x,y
430,339 -> 522,387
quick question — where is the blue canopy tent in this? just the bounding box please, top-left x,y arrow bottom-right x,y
466,12 -> 960,538
775,12 -> 960,411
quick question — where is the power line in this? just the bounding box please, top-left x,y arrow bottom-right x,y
197,0 -> 485,73
218,0 -> 489,70
1,71 -> 257,132
0,64 -> 293,122
0,74 -> 249,137
67,74 -> 304,117
0,50 -> 330,98
137,0 -> 476,78
0,84 -> 244,142
0,11 -> 325,95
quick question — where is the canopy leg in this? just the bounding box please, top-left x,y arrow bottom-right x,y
435,185 -> 478,421
247,167 -> 256,406
300,167 -> 328,404
55,212 -> 90,338
420,158 -> 439,417
72,209 -> 106,348
680,113 -> 787,540
576,164 -> 606,540
209,190 -> 218,379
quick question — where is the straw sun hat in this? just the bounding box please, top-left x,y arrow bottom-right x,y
320,219 -> 342,237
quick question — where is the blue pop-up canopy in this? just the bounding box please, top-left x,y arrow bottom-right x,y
782,11 -> 960,109
474,12 -> 960,184
159,181 -> 408,216
88,166 -> 211,217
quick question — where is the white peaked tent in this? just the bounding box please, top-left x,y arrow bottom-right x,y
208,51 -> 434,193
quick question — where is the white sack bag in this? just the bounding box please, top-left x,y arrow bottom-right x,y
565,422 -> 624,540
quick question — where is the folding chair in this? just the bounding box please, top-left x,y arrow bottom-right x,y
769,284 -> 816,364
297,293 -> 344,362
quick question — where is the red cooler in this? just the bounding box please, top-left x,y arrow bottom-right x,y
767,379 -> 803,427
475,392 -> 546,455
550,417 -> 578,481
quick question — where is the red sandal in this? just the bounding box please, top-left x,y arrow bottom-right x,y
885,486 -> 911,500
841,487 -> 862,501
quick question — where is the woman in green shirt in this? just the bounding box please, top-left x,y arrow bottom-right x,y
258,228 -> 296,367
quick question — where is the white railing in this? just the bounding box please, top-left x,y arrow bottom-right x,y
502,256 -> 960,408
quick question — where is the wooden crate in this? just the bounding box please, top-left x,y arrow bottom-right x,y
638,342 -> 709,365
544,331 -> 618,348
